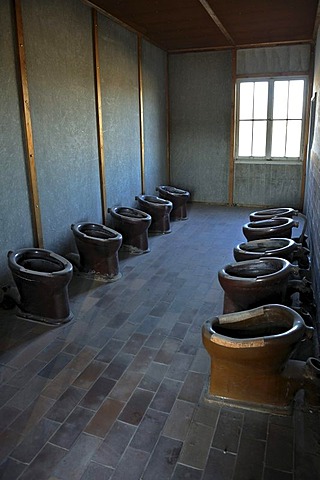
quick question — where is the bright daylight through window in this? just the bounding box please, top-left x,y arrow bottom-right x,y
236,78 -> 307,161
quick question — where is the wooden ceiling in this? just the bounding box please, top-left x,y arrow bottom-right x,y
85,0 -> 319,52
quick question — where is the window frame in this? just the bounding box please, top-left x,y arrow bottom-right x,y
234,75 -> 308,164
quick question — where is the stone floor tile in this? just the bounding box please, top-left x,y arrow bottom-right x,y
15,444 -> 66,480
163,399 -> 195,441
41,367 -> 81,399
193,402 -> 220,427
263,467 -> 293,480
84,398 -> 125,438
0,405 -> 21,433
142,435 -> 183,480
150,378 -> 182,413
294,451 -> 320,480
45,385 -> 86,423
9,375 -> 49,410
166,352 -> 194,381
171,464 -> 203,480
0,429 -> 23,463
9,395 -> 55,434
110,446 -> 149,480
202,447 -> 236,480
67,346 -> 99,372
135,315 -> 161,335
92,420 -> 136,467
232,436 -> 266,480
154,338 -> 182,364
241,410 -> 269,441
212,408 -> 244,454
53,433 -> 101,480
7,359 -> 47,387
38,352 -> 74,379
138,361 -> 168,392
102,351 -> 134,380
94,339 -> 125,364
79,377 -> 116,410
108,370 -> 143,402
0,457 -> 27,480
80,461 -> 113,480
178,371 -> 206,404
72,360 -> 106,389
179,421 -> 215,469
0,384 -> 20,408
126,346 -> 157,374
130,408 -> 168,452
118,388 -> 154,425
265,423 -> 294,472
50,406 -> 94,449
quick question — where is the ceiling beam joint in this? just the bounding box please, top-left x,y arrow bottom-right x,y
198,0 -> 235,46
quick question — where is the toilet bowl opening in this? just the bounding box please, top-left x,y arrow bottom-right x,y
162,186 -> 186,195
248,218 -> 290,229
117,208 -> 145,218
240,239 -> 292,253
225,261 -> 284,278
19,257 -> 63,273
79,227 -> 115,240
213,323 -> 288,338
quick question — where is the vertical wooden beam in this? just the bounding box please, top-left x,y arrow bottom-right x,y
92,9 -> 107,222
166,53 -> 171,185
14,0 -> 43,248
228,49 -> 237,206
138,34 -> 145,194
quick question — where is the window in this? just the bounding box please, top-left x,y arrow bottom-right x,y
235,77 -> 307,162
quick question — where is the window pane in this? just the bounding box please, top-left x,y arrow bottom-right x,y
288,80 -> 304,119
238,121 -> 252,156
252,121 -> 267,156
239,83 -> 254,120
273,81 -> 288,119
271,120 -> 286,157
286,120 -> 302,157
253,82 -> 268,119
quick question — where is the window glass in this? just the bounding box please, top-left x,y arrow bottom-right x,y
238,121 -> 252,156
253,82 -> 268,119
239,83 -> 254,120
286,120 -> 302,157
288,80 -> 304,119
271,120 -> 286,157
273,81 -> 288,119
252,121 -> 267,156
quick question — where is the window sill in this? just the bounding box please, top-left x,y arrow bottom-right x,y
234,159 -> 303,166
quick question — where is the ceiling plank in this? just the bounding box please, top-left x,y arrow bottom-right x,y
198,0 -> 235,46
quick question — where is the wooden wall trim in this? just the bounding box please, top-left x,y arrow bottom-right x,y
166,53 -> 171,184
228,49 -> 236,205
14,0 -> 43,248
92,9 -> 107,221
138,34 -> 145,194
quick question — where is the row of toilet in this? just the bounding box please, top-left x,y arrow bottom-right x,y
6,186 -> 190,325
202,207 -> 320,413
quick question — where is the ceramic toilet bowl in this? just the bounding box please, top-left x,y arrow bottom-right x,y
109,206 -> 151,254
135,195 -> 173,234
242,217 -> 298,241
233,238 -> 297,262
71,223 -> 122,280
7,248 -> 73,324
218,257 -> 293,313
202,304 -> 311,411
250,207 -> 298,222
156,185 -> 190,221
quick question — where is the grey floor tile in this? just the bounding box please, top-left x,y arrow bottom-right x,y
84,398 -> 125,438
50,406 -> 94,449
263,467 -> 293,480
0,457 -> 27,480
130,408 -> 168,452
178,371 -> 206,404
118,388 -> 154,425
7,359 -> 47,387
179,421 -> 215,469
93,420 -> 136,467
212,408 -> 244,454
139,361 -> 168,392
171,464 -> 202,480
14,443 -> 67,480
150,378 -> 182,413
202,447 -> 236,480
45,385 -> 86,423
166,352 -> 194,381
163,399 -> 195,441
233,436 -> 266,480
79,376 -> 116,410
0,429 -> 23,463
265,422 -> 293,472
0,405 -> 21,433
38,352 -> 74,379
72,360 -> 106,389
110,446 -> 149,480
108,370 -> 143,402
80,461 -> 113,480
142,435 -> 183,480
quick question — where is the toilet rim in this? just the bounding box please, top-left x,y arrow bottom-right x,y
219,257 -> 292,283
157,185 -> 190,196
235,238 -> 297,254
136,194 -> 173,207
8,248 -> 73,277
110,206 -> 151,221
244,217 -> 295,231
250,207 -> 298,219
71,222 -> 122,242
203,304 -> 306,348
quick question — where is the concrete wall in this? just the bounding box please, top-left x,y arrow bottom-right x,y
0,0 -> 167,285
305,28 -> 320,326
169,51 -> 232,204
234,45 -> 310,208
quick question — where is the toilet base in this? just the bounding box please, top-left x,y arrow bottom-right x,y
202,389 -> 293,415
149,216 -> 171,235
75,270 -> 122,283
121,231 -> 150,254
171,205 -> 188,221
16,308 -> 73,326
121,243 -> 150,255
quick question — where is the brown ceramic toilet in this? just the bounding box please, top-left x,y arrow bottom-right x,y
218,257 -> 295,313
71,222 -> 122,281
135,195 -> 173,234
233,238 -> 297,262
7,248 -> 73,325
156,185 -> 190,221
202,304 -> 319,413
109,206 -> 152,254
249,207 -> 298,221
242,217 -> 298,241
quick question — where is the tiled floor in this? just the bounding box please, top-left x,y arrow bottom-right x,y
0,203 -> 319,480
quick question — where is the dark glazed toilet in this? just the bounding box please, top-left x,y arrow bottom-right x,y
109,206 -> 152,254
135,195 -> 173,234
202,304 -> 317,413
242,217 -> 298,241
156,185 -> 190,221
71,223 -> 122,281
218,257 -> 294,313
7,248 -> 73,325
233,238 -> 297,262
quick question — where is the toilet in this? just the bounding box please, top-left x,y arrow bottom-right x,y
71,223 -> 122,281
202,304 -> 314,412
135,195 -> 173,234
156,185 -> 190,221
233,238 -> 297,262
242,217 -> 298,241
109,206 -> 152,254
250,207 -> 298,222
218,257 -> 295,313
7,248 -> 73,325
